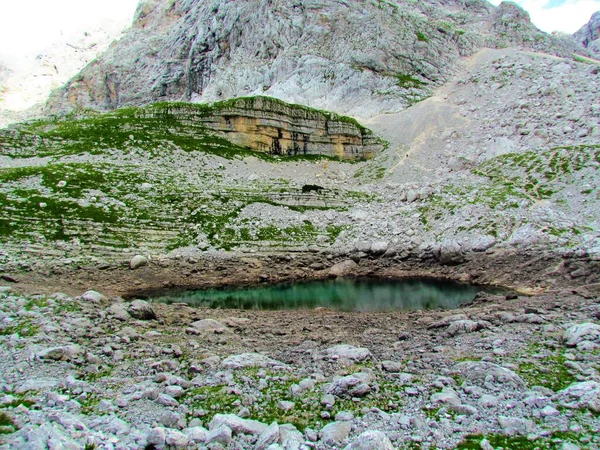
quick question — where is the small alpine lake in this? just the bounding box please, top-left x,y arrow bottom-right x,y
148,277 -> 504,312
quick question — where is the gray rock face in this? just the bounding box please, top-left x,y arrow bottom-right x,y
45,0 -> 570,118
574,11 -> 600,57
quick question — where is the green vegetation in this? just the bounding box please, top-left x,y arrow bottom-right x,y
0,412 -> 17,435
185,368 -> 405,431
0,97 -> 376,160
417,144 -> 599,242
395,73 -> 426,89
456,431 -> 586,449
515,343 -> 576,392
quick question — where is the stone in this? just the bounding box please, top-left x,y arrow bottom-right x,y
455,361 -> 525,389
279,424 -> 304,450
37,345 -> 82,361
563,323 -> 600,347
328,374 -> 372,398
322,344 -> 371,361
165,429 -> 190,447
370,241 -> 389,254
478,394 -> 499,408
255,422 -> 280,450
430,388 -> 461,407
555,381 -> 600,413
184,426 -> 209,443
157,393 -> 179,407
81,290 -> 107,303
320,421 -> 351,446
344,430 -> 394,450
106,303 -> 131,321
146,427 -> 167,446
498,416 -> 534,435
206,425 -> 232,446
221,353 -> 286,370
129,254 -> 148,269
329,260 -> 358,277
209,414 -> 268,436
127,300 -> 157,320
189,319 -> 227,333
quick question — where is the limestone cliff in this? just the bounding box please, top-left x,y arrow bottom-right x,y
574,11 -> 600,57
150,97 -> 382,159
45,0 -> 571,118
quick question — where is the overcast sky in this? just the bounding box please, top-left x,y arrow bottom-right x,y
0,0 -> 598,63
488,0 -> 600,34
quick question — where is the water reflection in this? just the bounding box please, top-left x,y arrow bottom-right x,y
150,278 -> 498,311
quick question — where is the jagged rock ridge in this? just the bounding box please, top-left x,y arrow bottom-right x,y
45,0 -> 571,118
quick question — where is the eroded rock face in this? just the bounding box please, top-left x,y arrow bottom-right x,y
574,11 -> 600,57
143,97 -> 382,159
44,0 -> 570,118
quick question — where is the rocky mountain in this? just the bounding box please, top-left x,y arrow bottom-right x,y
574,11 -> 600,57
45,0 -> 573,118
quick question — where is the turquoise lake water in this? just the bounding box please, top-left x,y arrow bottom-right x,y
149,277 -> 498,311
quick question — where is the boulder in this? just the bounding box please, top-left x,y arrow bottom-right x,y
209,414 -> 267,436
322,344 -> 371,361
329,260 -> 358,277
130,255 -> 148,270
344,430 -> 394,450
221,353 -> 286,370
81,290 -> 107,303
555,381 -> 600,412
563,323 -> 600,348
320,421 -> 351,446
127,300 -> 157,320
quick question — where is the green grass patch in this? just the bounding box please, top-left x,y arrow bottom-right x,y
456,431 -> 586,449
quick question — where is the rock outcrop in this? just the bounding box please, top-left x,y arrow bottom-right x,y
574,11 -> 600,57
155,97 -> 382,159
44,0 -> 571,118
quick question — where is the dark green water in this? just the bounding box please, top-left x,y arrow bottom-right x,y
149,278 -> 497,311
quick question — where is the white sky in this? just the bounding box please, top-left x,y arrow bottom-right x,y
487,0 -> 600,34
0,0 -> 598,64
0,0 -> 139,64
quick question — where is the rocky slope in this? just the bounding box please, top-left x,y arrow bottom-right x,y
44,0 -> 574,118
1,283 -> 600,449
